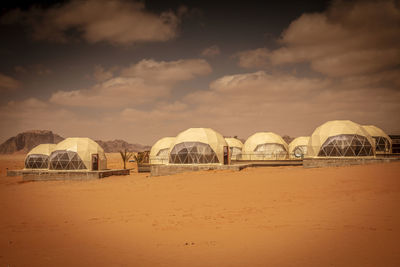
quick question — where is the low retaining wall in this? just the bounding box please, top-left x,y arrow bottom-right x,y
151,160 -> 303,177
150,164 -> 246,177
7,169 -> 130,181
303,157 -> 399,168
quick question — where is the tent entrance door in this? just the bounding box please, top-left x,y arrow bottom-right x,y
92,154 -> 99,171
223,146 -> 229,165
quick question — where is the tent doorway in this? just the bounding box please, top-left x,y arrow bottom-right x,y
92,154 -> 99,170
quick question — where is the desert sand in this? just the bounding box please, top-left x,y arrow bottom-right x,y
1,154 -> 399,267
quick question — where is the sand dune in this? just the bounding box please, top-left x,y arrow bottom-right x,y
1,154 -> 399,266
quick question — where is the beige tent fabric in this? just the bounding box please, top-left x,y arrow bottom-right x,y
363,125 -> 392,154
53,137 -> 107,170
242,132 -> 288,160
225,138 -> 243,149
288,137 -> 309,159
150,137 -> 175,164
169,128 -> 228,164
27,144 -> 57,156
225,138 -> 243,160
307,120 -> 375,157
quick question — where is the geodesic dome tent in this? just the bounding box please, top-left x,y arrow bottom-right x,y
150,137 -> 175,164
289,137 -> 310,159
362,125 -> 392,154
49,138 -> 107,171
225,137 -> 243,160
307,120 -> 375,157
169,128 -> 229,165
242,132 -> 289,160
25,144 -> 57,169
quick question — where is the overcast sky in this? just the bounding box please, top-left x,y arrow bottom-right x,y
0,0 -> 399,145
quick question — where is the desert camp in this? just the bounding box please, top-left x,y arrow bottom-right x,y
1,0 -> 400,266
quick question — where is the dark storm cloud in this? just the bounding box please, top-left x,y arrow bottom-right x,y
2,0 -> 181,45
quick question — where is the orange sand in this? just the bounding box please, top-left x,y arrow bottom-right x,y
1,154 -> 399,266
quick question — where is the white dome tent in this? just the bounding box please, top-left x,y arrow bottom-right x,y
150,137 -> 175,164
289,137 -> 310,159
25,144 -> 57,169
242,132 -> 289,160
225,137 -> 243,160
169,128 -> 229,165
307,120 -> 375,157
49,138 -> 107,171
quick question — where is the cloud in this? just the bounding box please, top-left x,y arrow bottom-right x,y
235,48 -> 270,69
14,64 -> 52,76
92,65 -> 114,82
201,45 -> 221,57
234,1 -> 400,77
120,58 -> 212,84
0,73 -> 21,90
50,58 -> 211,108
269,0 -> 400,77
2,0 -> 181,45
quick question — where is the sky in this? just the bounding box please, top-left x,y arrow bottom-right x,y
0,0 -> 399,145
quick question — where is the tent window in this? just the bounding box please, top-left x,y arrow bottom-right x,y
252,143 -> 288,159
25,154 -> 49,169
169,142 -> 219,164
156,148 -> 169,157
318,134 -> 373,157
49,150 -> 87,170
372,136 -> 390,153
229,147 -> 242,159
293,145 -> 308,158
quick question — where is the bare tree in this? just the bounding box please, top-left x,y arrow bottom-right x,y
119,148 -> 133,169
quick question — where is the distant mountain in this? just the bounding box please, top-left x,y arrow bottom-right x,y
95,139 -> 151,153
0,130 -> 64,154
0,130 -> 150,154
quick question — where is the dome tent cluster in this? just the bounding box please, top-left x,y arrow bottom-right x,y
24,137 -> 107,171
150,121 -> 392,166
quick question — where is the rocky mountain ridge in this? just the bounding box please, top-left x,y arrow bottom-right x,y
0,130 -> 150,154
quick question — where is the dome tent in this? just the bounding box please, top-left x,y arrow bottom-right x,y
169,128 -> 229,165
289,137 -> 310,159
307,120 -> 375,157
362,125 -> 392,154
150,137 -> 175,164
25,144 -> 57,169
242,132 -> 289,160
225,137 -> 243,160
49,138 -> 107,171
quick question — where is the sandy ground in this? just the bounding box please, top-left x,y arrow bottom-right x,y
1,154 -> 400,267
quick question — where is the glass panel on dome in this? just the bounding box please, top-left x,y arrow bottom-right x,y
49,150 -> 87,170
169,142 -> 219,164
318,134 -> 373,157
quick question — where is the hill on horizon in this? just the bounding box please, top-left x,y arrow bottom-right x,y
0,130 -> 150,154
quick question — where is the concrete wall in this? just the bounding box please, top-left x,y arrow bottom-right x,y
20,169 -> 130,181
151,164 -> 243,177
303,157 -> 399,168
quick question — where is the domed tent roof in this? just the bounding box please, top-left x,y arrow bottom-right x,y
27,144 -> 57,156
307,120 -> 375,157
225,138 -> 243,149
150,137 -> 175,164
169,128 -> 228,164
242,132 -> 288,160
362,125 -> 392,154
25,144 -> 57,169
50,137 -> 107,170
289,137 -> 310,159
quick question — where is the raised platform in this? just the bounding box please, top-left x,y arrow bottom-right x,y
303,157 -> 400,168
150,160 -> 303,177
7,169 -> 130,181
